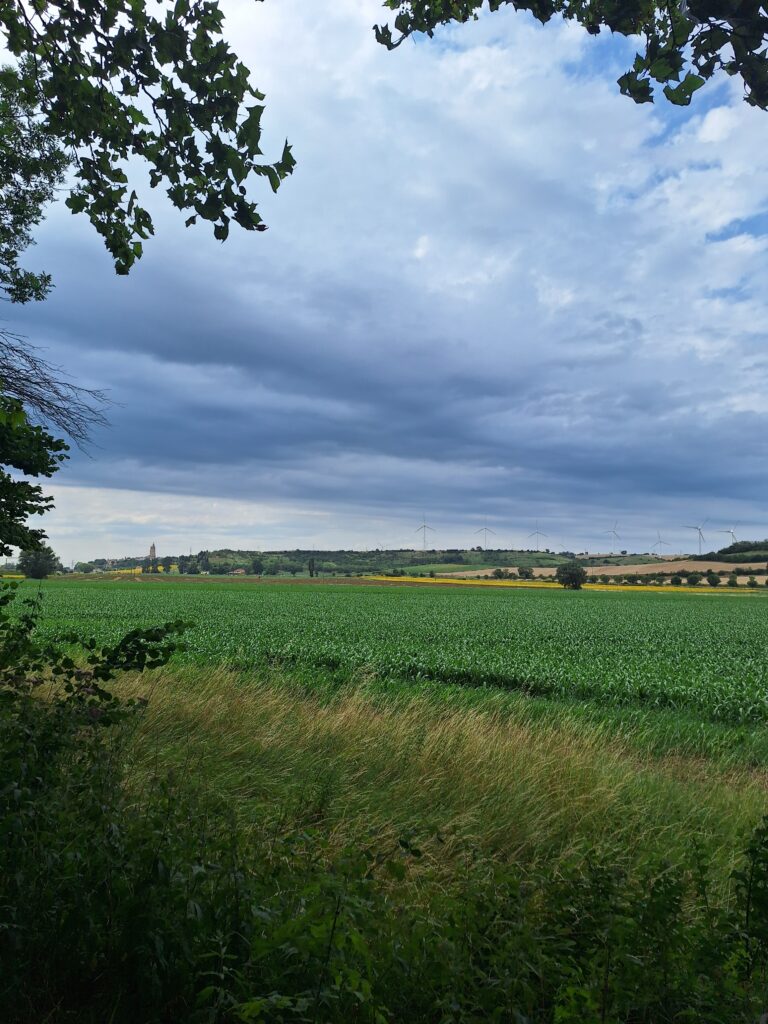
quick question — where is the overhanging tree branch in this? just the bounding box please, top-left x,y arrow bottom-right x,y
0,330 -> 108,446
375,0 -> 768,110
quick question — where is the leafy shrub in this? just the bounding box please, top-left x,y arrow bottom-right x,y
555,561 -> 587,589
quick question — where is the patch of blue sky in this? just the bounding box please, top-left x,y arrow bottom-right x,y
607,160 -> 718,204
420,10 -> 733,146
705,284 -> 752,302
409,4 -> 572,53
706,210 -> 768,242
644,77 -> 732,146
561,29 -> 733,145
561,26 -> 637,81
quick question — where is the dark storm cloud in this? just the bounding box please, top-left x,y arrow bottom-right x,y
5,0 -> 768,558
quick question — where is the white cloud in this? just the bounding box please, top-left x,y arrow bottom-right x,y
10,0 -> 768,558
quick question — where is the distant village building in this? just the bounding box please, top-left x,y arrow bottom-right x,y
149,542 -> 156,561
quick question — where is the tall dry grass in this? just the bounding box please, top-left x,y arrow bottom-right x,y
117,666 -> 768,879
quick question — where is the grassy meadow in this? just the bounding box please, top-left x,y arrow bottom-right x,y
28,576 -> 768,854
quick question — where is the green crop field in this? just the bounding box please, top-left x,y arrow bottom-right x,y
30,578 -> 768,725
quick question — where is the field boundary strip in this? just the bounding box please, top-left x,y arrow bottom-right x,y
366,575 -> 766,595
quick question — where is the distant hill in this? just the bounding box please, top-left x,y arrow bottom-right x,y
76,547 -> 662,577
698,540 -> 768,564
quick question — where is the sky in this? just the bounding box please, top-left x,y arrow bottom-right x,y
6,0 -> 768,561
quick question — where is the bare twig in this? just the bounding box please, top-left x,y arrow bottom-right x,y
0,328 -> 109,446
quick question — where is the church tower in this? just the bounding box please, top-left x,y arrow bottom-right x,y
149,542 -> 156,561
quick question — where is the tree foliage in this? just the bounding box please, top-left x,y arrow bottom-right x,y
0,396 -> 67,556
18,543 -> 60,578
0,63 -> 66,303
0,0 -> 295,276
376,0 -> 768,110
555,559 -> 588,589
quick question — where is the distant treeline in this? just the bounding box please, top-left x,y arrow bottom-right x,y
76,547 -> 570,577
697,540 -> 768,563
73,542 -> 768,578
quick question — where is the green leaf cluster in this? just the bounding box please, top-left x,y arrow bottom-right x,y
0,0 -> 295,274
0,396 -> 68,556
0,63 -> 66,303
376,0 -> 768,109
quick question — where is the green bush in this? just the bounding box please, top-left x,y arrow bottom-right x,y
555,561 -> 588,589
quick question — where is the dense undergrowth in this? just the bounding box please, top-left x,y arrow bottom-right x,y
4,584 -> 768,1022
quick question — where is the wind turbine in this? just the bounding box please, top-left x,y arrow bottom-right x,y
415,515 -> 435,551
603,521 -> 620,555
683,519 -> 708,556
651,530 -> 669,556
718,525 -> 739,546
527,520 -> 547,552
475,520 -> 497,549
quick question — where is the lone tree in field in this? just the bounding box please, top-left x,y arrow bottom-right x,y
18,543 -> 60,579
555,560 -> 588,590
